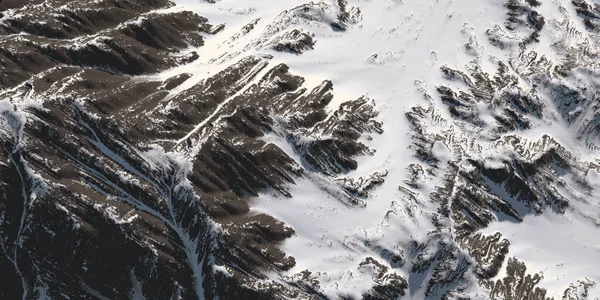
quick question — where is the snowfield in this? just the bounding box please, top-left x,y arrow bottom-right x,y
169,0 -> 600,298
3,0 -> 600,298
482,210 -> 600,297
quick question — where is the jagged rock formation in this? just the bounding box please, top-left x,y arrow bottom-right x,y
2,0 -> 600,299
0,0 -> 386,299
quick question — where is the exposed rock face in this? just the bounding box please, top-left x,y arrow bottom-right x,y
2,0 -> 600,299
400,0 -> 600,298
0,0 -> 382,299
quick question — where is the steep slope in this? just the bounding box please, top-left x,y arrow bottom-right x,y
1,0 -> 600,299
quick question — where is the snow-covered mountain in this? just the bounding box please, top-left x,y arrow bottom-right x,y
2,0 -> 600,299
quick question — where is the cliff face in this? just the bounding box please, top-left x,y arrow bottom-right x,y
2,0 -> 600,299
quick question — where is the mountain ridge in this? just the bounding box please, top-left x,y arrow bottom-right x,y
2,0 -> 600,299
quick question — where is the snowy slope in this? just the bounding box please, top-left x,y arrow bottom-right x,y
168,0 -> 600,298
2,0 -> 600,298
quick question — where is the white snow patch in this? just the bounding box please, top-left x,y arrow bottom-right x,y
168,0 -> 600,297
482,209 -> 600,297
